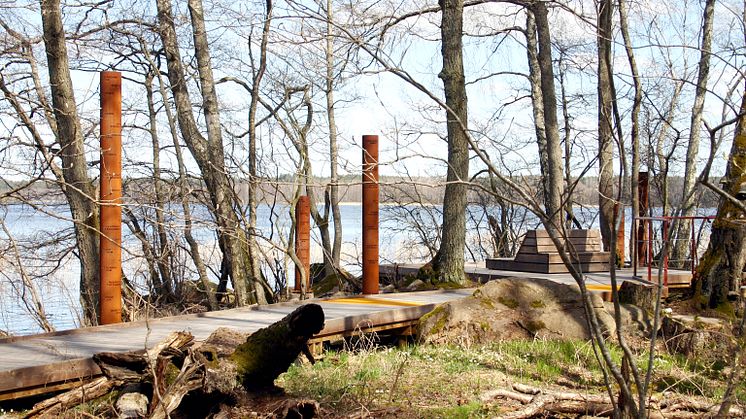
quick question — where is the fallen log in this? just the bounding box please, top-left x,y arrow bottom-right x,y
24,304 -> 326,418
230,303 -> 325,389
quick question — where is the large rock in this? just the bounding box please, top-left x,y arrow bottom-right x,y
418,278 -> 616,344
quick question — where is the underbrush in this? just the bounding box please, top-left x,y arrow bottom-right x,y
279,339 -> 744,418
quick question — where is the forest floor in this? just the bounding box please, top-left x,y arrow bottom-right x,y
1,287 -> 744,418
2,328 -> 744,418
271,336 -> 745,418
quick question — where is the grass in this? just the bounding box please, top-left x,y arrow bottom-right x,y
278,338 -> 744,417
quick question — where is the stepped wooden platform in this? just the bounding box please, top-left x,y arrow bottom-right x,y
0,290 -> 472,402
486,229 -> 610,274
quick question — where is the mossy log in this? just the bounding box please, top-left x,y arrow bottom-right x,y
27,307 -> 325,418
231,303 -> 325,389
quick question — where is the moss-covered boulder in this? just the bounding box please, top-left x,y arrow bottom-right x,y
419,278 -> 617,344
311,264 -> 361,296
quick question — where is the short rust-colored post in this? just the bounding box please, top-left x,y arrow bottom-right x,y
294,195 -> 311,293
362,135 -> 379,295
636,171 -> 649,268
99,71 -> 122,325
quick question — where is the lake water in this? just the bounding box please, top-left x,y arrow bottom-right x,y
0,202 -> 714,335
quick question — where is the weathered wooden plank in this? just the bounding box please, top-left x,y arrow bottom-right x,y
0,358 -> 101,400
514,252 -> 610,264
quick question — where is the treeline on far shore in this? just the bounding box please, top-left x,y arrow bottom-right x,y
0,174 -> 721,208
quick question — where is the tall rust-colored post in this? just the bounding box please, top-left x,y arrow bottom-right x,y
99,71 -> 122,324
636,172 -> 649,268
294,195 -> 311,293
362,135 -> 379,294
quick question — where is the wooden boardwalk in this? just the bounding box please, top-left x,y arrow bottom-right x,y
0,263 -> 694,401
0,290 -> 472,401
380,264 -> 693,292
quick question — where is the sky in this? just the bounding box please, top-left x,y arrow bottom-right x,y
1,0 -> 744,184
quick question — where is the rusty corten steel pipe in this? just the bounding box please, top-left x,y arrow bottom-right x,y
362,135 -> 379,294
294,195 -> 311,293
99,71 -> 122,325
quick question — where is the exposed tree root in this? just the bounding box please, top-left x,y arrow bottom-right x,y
481,383 -> 744,418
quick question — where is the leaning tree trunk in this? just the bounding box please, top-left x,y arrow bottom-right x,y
155,0 -> 271,306
694,84 -> 746,311
432,0 -> 469,285
41,0 -> 100,325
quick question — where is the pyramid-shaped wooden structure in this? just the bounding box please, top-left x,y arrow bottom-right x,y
486,229 -> 610,274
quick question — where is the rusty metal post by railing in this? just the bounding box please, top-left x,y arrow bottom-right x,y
99,71 -> 122,325
362,135 -> 379,295
634,171 -> 649,277
690,223 -> 697,276
647,218 -> 653,283
294,195 -> 311,294
614,203 -> 625,266
636,215 -> 714,285
662,219 -> 669,286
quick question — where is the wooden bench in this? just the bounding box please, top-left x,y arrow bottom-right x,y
486,229 -> 610,274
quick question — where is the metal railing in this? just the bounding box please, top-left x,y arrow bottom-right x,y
633,215 -> 715,286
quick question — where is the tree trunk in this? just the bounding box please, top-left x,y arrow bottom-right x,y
525,10 -> 550,213
673,0 -> 716,267
597,0 -> 615,252
557,49 -> 582,230
155,0 -> 270,306
694,83 -> 746,310
141,42 -> 219,310
432,0 -> 469,284
245,0 -> 275,304
144,74 -> 173,300
618,0 -> 643,264
188,0 -> 266,305
40,0 -> 100,325
531,2 -> 564,234
326,0 -> 343,275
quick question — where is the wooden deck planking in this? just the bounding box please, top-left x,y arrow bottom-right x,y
380,263 -> 693,291
0,289 -> 473,398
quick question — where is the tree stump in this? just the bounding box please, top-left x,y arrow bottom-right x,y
231,303 -> 325,389
617,281 -> 656,312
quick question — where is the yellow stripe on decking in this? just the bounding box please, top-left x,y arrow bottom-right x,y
325,296 -> 425,307
585,284 -> 616,291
